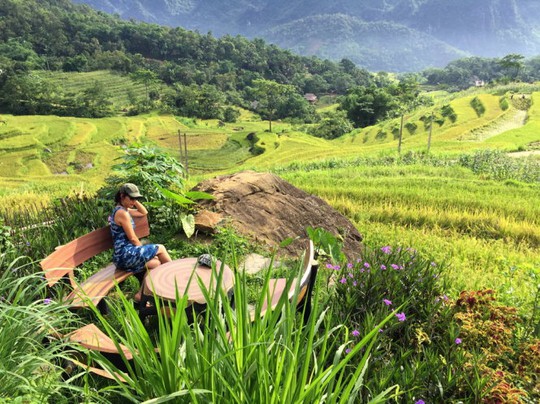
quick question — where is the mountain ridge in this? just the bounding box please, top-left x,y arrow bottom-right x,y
71,0 -> 540,71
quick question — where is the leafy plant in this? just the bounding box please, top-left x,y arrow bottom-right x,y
102,144 -> 186,201
0,256 -> 80,402
470,96 -> 486,117
327,244 -> 477,401
81,245 -> 399,402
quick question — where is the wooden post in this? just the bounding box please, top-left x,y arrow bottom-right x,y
398,114 -> 404,154
427,111 -> 434,153
178,130 -> 184,163
183,132 -> 189,178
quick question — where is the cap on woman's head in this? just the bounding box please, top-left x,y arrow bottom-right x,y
120,183 -> 143,199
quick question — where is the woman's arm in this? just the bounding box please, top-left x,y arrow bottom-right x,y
128,200 -> 148,217
115,209 -> 141,246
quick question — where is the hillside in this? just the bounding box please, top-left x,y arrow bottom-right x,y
1,82 -> 538,206
75,0 -> 540,72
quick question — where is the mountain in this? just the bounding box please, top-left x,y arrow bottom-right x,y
74,0 -> 540,72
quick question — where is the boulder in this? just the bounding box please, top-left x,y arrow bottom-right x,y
193,171 -> 363,258
194,209 -> 223,234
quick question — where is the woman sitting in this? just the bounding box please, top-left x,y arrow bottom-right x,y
109,183 -> 172,299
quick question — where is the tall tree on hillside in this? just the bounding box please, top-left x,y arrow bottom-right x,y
498,54 -> 525,81
131,69 -> 159,103
250,79 -> 296,132
339,86 -> 398,128
392,76 -> 422,153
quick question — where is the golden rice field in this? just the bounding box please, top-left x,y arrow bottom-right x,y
278,164 -> 540,313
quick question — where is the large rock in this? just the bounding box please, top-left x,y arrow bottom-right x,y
193,171 -> 363,258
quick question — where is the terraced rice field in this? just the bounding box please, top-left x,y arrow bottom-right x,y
39,70 -> 151,108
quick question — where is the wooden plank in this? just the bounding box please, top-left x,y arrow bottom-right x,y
66,264 -> 134,308
69,323 -> 133,360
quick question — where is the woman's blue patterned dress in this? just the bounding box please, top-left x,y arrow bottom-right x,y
109,206 -> 159,272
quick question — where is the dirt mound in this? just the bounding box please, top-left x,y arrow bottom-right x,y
193,171 -> 363,258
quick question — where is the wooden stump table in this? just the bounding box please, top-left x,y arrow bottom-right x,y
139,257 -> 234,321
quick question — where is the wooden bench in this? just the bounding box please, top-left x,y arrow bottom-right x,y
63,323 -> 132,382
252,239 -> 318,322
40,215 -> 150,312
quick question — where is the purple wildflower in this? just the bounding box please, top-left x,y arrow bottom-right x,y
455,338 -> 462,345
333,265 -> 341,271
431,262 -> 437,267
380,264 -> 387,270
326,263 -> 334,269
363,262 -> 370,269
415,400 -> 425,404
383,299 -> 392,306
347,262 -> 353,269
345,348 -> 351,354
352,281 -> 357,286
391,264 -> 399,270
351,329 -> 360,337
43,298 -> 52,305
396,312 -> 406,322
340,278 -> 347,284
348,272 -> 354,278
381,246 -> 392,254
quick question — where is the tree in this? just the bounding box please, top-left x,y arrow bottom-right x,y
339,86 -> 398,128
250,79 -> 296,132
498,54 -> 525,80
130,69 -> 159,103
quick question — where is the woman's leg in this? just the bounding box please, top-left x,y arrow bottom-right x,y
156,244 -> 172,264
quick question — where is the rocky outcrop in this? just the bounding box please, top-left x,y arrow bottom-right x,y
193,171 -> 363,258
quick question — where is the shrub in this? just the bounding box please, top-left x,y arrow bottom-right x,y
0,257 -> 79,402
441,104 -> 457,123
453,290 -> 539,402
470,96 -> 486,117
404,121 -> 417,134
223,106 -> 240,123
499,96 -> 510,111
327,245 -> 472,401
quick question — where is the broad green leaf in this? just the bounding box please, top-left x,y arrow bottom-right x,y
184,191 -> 214,201
156,184 -> 195,206
180,213 -> 195,238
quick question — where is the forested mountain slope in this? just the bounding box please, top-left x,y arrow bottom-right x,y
75,0 -> 540,72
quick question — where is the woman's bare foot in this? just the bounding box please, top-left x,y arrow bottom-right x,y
133,290 -> 142,302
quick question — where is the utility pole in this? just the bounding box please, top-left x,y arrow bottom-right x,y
183,132 -> 189,178
427,111 -> 434,153
178,130 -> 189,178
398,114 -> 404,154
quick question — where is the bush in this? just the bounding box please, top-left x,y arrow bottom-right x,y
499,96 -> 510,111
453,290 -> 539,401
327,245 -> 474,402
223,106 -> 240,123
441,103 -> 457,123
0,258 -> 79,402
470,96 -> 486,117
404,121 -> 417,134
81,243 -> 398,402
